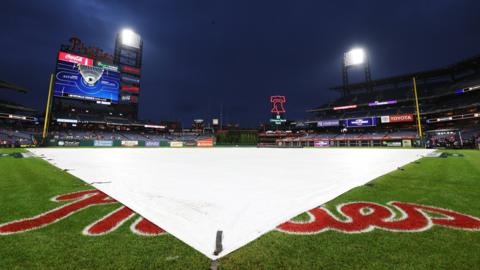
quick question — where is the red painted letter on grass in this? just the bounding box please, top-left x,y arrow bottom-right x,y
0,190 -> 116,234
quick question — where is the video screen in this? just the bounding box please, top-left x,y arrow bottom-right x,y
53,54 -> 120,103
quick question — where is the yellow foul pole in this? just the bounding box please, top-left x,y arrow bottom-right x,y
42,74 -> 54,144
412,77 -> 423,143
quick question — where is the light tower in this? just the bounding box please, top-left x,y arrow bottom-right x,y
114,28 -> 143,119
342,48 -> 372,96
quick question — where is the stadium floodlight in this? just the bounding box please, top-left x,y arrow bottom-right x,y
342,47 -> 372,95
120,28 -> 141,49
344,48 -> 366,67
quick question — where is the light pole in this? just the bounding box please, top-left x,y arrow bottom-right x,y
342,48 -> 372,96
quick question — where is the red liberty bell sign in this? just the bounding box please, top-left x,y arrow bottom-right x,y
270,96 -> 287,125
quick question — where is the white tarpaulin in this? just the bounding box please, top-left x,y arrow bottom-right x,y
29,148 -> 433,259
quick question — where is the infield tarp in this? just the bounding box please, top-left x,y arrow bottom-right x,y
29,148 -> 434,259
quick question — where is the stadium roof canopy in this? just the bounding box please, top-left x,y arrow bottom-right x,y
0,99 -> 37,112
331,54 -> 480,93
0,79 -> 28,93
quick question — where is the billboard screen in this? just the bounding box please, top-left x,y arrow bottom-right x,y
121,85 -> 140,93
122,74 -> 140,84
381,114 -> 414,123
54,57 -> 121,103
333,104 -> 357,110
197,138 -> 214,147
58,51 -> 93,66
346,117 -> 377,127
121,65 -> 141,75
314,141 -> 330,147
317,119 -> 340,127
121,94 -> 138,103
368,100 -> 397,107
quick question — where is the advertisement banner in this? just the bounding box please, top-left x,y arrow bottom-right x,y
121,66 -> 141,75
383,141 -> 402,147
122,75 -> 140,84
368,100 -> 397,107
346,117 -> 376,127
58,52 -> 93,66
197,138 -> 214,147
145,141 -> 160,147
317,119 -> 340,127
402,140 -> 412,148
94,140 -> 113,147
121,140 -> 138,147
170,141 -> 184,148
184,141 -> 197,147
121,85 -> 140,92
144,124 -> 166,129
121,95 -> 138,103
58,141 -> 80,147
314,141 -> 330,147
95,62 -> 119,72
333,104 -> 357,110
381,114 -> 414,123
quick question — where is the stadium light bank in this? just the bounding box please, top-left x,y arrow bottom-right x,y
120,28 -> 141,49
342,47 -> 372,95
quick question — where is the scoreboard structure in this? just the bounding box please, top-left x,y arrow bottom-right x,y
52,30 -> 143,119
114,29 -> 143,118
53,52 -> 121,104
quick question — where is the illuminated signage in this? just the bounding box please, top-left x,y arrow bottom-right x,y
121,95 -> 138,103
58,52 -> 93,66
270,114 -> 287,125
427,113 -> 480,123
456,84 -> 480,94
197,138 -> 214,147
381,114 -> 414,123
346,117 -> 376,127
333,105 -> 357,110
121,85 -> 140,92
144,124 -> 166,129
54,60 -> 120,103
57,118 -> 78,123
270,96 -> 286,114
121,65 -> 141,75
64,37 -> 114,62
96,62 -> 119,72
368,100 -> 397,107
317,120 -> 340,127
122,75 -> 140,84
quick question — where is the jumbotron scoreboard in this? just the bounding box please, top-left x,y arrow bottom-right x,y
54,52 -> 121,104
52,30 -> 143,118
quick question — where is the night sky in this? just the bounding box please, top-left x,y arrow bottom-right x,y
2,1 -> 480,127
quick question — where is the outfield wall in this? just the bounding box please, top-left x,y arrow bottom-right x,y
47,139 -> 213,148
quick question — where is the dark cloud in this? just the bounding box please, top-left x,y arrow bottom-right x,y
1,0 -> 480,127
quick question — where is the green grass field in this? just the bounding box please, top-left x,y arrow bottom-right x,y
0,148 -> 479,269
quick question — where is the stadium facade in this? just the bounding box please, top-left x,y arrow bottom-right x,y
0,38 -> 479,149
280,54 -> 480,149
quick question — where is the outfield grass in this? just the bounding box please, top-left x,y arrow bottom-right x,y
0,149 -> 479,269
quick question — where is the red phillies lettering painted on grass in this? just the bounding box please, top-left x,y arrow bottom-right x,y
0,189 -> 165,236
277,202 -> 480,234
1,190 -> 479,236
